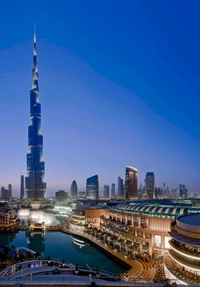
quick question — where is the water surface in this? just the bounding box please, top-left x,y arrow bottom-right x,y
0,231 -> 127,275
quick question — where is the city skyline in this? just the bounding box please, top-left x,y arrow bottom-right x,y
0,1 -> 200,196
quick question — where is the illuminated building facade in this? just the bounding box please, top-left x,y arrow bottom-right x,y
125,166 -> 138,199
25,26 -> 46,200
145,172 -> 155,199
0,208 -> 19,229
165,214 -> 200,284
86,175 -> 99,200
100,204 -> 189,256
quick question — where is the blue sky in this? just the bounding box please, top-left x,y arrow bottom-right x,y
0,0 -> 200,196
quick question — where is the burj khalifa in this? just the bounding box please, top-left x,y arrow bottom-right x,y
25,26 -> 46,200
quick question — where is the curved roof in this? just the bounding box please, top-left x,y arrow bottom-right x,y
169,231 -> 200,247
115,204 -> 187,216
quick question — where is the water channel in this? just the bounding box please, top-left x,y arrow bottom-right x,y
0,231 -> 127,275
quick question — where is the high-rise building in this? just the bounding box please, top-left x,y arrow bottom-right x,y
1,186 -> 10,201
8,184 -> 12,199
179,184 -> 188,199
125,166 -> 138,199
25,26 -> 46,200
117,177 -> 123,198
103,185 -> 110,198
20,174 -> 25,199
145,172 -> 155,199
56,190 -> 68,203
71,180 -> 78,200
111,183 -> 115,198
86,175 -> 99,200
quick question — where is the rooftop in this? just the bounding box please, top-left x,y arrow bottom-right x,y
115,204 -> 187,217
178,213 -> 200,226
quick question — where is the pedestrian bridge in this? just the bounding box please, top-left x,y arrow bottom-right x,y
16,247 -> 36,255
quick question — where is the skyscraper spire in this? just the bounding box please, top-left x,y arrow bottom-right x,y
32,23 -> 39,91
34,22 -> 36,44
25,25 -> 46,201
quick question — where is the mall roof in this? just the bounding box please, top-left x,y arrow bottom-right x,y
114,204 -> 188,216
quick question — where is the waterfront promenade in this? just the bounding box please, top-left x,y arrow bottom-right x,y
62,224 -> 150,281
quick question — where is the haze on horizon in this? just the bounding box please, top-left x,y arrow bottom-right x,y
0,0 -> 200,197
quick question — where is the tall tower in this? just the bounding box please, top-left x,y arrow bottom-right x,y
125,166 -> 138,199
86,175 -> 99,200
25,25 -> 46,200
117,176 -> 123,198
8,184 -> 12,199
20,174 -> 25,199
70,180 -> 78,200
145,172 -> 155,199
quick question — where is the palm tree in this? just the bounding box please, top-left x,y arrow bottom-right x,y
132,243 -> 139,259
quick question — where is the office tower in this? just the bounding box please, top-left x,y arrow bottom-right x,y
56,190 -> 68,203
179,184 -> 188,199
117,177 -> 123,198
8,184 -> 12,199
86,175 -> 99,200
1,186 -> 10,201
25,26 -> 46,200
71,180 -> 78,200
145,172 -> 155,199
125,166 -> 138,199
111,183 -> 115,198
20,174 -> 25,199
103,185 -> 110,198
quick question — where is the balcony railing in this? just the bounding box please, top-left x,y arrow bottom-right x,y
169,239 -> 200,260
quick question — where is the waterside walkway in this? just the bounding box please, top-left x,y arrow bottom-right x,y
62,224 -> 145,281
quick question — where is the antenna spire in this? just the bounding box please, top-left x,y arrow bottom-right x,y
32,22 -> 39,90
34,22 -> 36,43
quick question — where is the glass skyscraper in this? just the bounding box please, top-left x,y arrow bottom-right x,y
86,175 -> 99,200
25,27 -> 46,200
71,180 -> 78,200
118,176 -> 123,198
125,166 -> 138,199
145,172 -> 155,199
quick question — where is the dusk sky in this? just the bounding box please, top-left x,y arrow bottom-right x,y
0,0 -> 200,196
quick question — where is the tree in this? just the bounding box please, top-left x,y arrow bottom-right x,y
164,278 -> 171,287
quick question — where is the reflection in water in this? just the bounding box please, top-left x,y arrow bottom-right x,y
18,210 -> 60,226
72,236 -> 99,255
0,231 -> 127,274
25,231 -> 45,255
0,232 -> 17,246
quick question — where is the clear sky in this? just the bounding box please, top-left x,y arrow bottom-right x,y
0,0 -> 200,196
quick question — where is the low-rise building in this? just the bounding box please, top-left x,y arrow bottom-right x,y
0,208 -> 19,229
